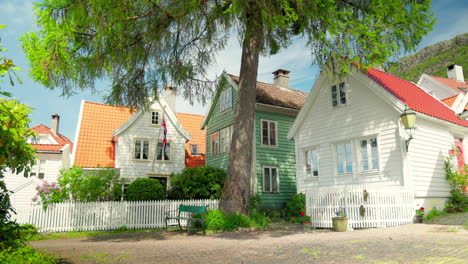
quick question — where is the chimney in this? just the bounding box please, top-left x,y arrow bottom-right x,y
51,113 -> 60,134
164,87 -> 177,114
272,69 -> 290,88
447,64 -> 465,82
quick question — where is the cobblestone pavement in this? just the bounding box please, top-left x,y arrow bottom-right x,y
30,224 -> 468,264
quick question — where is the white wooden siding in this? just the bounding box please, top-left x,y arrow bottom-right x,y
294,72 -> 404,193
117,102 -> 186,180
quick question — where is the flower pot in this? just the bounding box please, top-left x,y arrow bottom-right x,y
302,221 -> 312,225
332,217 -> 348,232
456,208 -> 464,212
446,207 -> 455,213
415,216 -> 423,223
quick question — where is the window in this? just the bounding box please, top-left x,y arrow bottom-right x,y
134,140 -> 149,160
220,88 -> 232,112
220,126 -> 232,153
263,166 -> 279,193
156,141 -> 171,161
360,137 -> 379,171
211,132 -> 219,156
261,120 -> 277,146
332,82 -> 346,107
305,148 -> 319,177
151,111 -> 160,125
30,136 -> 40,144
150,177 -> 168,192
336,142 -> 353,174
190,144 -> 200,155
30,160 -> 46,179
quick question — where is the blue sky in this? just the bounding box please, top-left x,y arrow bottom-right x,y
0,0 -> 467,140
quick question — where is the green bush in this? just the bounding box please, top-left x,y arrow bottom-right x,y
223,213 -> 250,230
0,221 -> 23,250
205,210 -> 269,231
249,213 -> 270,229
167,166 -> 226,199
19,224 -> 40,241
425,207 -> 447,221
285,193 -> 306,217
0,246 -> 57,264
125,178 -> 164,201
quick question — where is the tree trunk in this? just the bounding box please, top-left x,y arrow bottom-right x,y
219,8 -> 262,215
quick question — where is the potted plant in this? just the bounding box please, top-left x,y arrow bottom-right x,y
248,194 -> 262,216
332,208 -> 348,232
415,207 -> 425,223
445,202 -> 455,213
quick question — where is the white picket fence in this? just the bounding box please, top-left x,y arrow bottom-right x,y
305,185 -> 415,229
14,199 -> 219,232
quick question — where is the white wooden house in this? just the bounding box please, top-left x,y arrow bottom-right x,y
4,114 -> 72,209
288,64 -> 468,211
72,87 -> 205,190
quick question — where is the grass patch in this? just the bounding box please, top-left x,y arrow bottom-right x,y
354,255 -> 366,259
29,228 -> 163,241
447,227 -> 460,232
0,246 -> 58,264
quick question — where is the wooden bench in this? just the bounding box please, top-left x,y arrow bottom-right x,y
165,204 -> 208,233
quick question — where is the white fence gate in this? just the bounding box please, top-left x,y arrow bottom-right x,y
305,185 -> 415,229
14,199 -> 219,232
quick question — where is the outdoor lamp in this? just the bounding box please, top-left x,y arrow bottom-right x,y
400,107 -> 416,151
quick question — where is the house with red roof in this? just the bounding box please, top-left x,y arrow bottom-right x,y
289,63 -> 468,212
72,87 -> 206,191
4,114 -> 72,209
202,70 -> 308,209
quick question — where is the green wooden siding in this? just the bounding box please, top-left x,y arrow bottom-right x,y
255,111 -> 297,209
206,84 -> 237,170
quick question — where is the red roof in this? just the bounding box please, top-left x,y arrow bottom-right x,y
74,102 -> 134,168
177,113 -> 206,167
31,124 -> 73,153
367,68 -> 468,128
431,76 -> 468,93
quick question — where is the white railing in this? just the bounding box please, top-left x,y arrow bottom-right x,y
305,185 -> 415,229
14,199 -> 219,232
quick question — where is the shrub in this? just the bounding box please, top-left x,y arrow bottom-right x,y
205,210 -> 225,230
249,213 -> 270,229
125,178 -> 164,201
19,224 -> 40,241
0,246 -> 57,264
205,210 -> 269,231
0,221 -> 23,250
285,193 -> 306,217
167,166 -> 226,199
425,207 -> 447,221
33,181 -> 67,210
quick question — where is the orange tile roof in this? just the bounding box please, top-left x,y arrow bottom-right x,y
227,74 -> 308,110
177,113 -> 206,167
31,124 -> 73,153
74,102 -> 134,168
431,76 -> 468,93
441,94 -> 468,112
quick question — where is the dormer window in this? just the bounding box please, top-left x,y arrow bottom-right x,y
30,136 -> 40,144
151,111 -> 160,125
332,82 -> 346,107
220,88 -> 232,112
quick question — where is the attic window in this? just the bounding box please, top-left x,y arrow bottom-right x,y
332,82 -> 346,107
220,88 -> 232,112
458,87 -> 467,93
151,111 -> 160,125
190,144 -> 200,155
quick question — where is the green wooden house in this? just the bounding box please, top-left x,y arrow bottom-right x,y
201,70 -> 308,209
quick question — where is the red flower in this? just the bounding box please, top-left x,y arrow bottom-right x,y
300,212 -> 305,216
291,216 -> 295,219
420,207 -> 425,210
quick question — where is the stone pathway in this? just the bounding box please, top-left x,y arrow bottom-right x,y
30,223 -> 468,264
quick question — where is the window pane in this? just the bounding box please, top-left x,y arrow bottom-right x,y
135,140 -> 141,159
262,121 -> 269,145
264,168 -> 271,192
305,150 -> 311,176
165,143 -> 171,160
211,133 -> 219,156
157,142 -> 163,160
331,85 -> 338,107
312,150 -> 319,176
269,122 -> 276,146
370,138 -> 379,169
271,168 -> 278,192
361,140 -> 369,171
339,82 -> 346,104
191,144 -> 199,154
336,144 -> 344,173
143,141 -> 149,160
38,173 -> 45,179
345,142 -> 353,172
152,112 -> 159,124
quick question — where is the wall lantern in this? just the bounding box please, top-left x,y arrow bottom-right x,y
400,106 -> 416,151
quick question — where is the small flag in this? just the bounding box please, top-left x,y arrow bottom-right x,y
161,116 -> 167,154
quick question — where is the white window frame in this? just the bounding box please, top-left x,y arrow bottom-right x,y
335,141 -> 353,175
211,132 -> 220,156
150,111 -> 161,125
134,139 -> 150,161
220,126 -> 232,154
220,88 -> 232,112
359,137 -> 380,172
332,81 -> 347,107
304,147 -> 319,178
30,160 -> 46,179
156,140 -> 171,161
262,166 -> 279,193
261,119 -> 278,147
190,144 -> 200,155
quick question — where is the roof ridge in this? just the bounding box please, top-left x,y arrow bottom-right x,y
177,112 -> 204,118
84,101 -> 133,109
227,73 -> 308,94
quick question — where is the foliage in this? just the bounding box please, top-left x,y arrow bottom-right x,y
285,193 -> 306,217
205,209 -> 269,231
248,194 -> 262,209
33,181 -> 67,210
424,207 -> 447,221
290,215 -> 311,224
125,178 -> 164,201
0,221 -> 23,250
19,224 -> 41,241
334,208 -> 347,218
415,207 -> 425,217
0,246 -> 57,264
167,166 -> 226,200
444,160 -> 468,210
